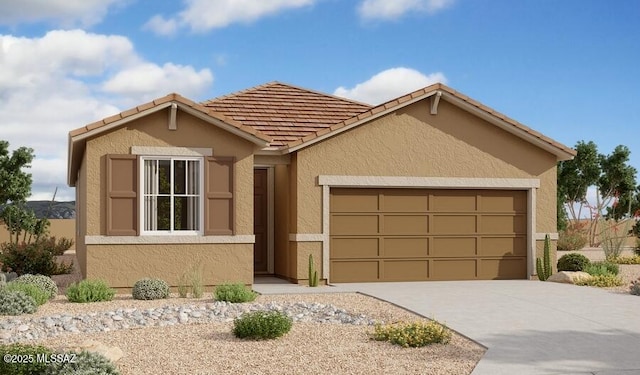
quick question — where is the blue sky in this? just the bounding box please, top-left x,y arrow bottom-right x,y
0,0 -> 638,201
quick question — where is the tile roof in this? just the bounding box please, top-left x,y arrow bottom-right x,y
202,82 -> 372,147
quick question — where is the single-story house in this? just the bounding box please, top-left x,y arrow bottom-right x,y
67,82 -> 575,289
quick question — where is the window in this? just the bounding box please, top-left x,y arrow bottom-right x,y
141,157 -> 202,233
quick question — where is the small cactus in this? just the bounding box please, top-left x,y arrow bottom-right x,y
308,254 -> 319,287
537,234 -> 553,281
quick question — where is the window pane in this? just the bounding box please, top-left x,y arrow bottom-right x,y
158,160 -> 171,195
174,196 -> 199,230
144,196 -> 156,231
187,160 -> 199,195
174,160 -> 186,194
157,196 -> 171,230
144,160 -> 156,195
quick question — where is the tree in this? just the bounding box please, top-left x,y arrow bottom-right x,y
0,140 -> 34,205
558,141 -> 638,246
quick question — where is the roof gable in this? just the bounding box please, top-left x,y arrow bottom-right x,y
67,93 -> 271,186
284,83 -> 576,161
202,82 -> 372,148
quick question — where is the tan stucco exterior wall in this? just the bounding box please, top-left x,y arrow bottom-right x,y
291,99 -> 559,280
274,164 -> 290,277
86,243 -> 252,289
0,219 -> 75,246
77,108 -> 256,287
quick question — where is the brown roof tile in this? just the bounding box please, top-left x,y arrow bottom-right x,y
202,82 -> 372,147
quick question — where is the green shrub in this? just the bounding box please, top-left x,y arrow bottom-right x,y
132,278 -> 169,300
0,290 -> 37,315
536,234 -> 552,281
4,282 -> 49,306
45,350 -> 120,375
611,256 -> 640,264
0,272 -> 18,285
584,261 -> 619,276
0,343 -> 53,375
575,274 -> 624,287
65,279 -> 115,303
371,320 -> 451,348
233,311 -> 292,340
557,253 -> 591,272
14,274 -> 58,299
630,277 -> 640,296
214,283 -> 257,303
0,239 -> 73,276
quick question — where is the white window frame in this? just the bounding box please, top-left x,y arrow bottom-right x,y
139,156 -> 205,236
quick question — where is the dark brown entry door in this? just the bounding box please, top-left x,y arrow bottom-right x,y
253,169 -> 268,273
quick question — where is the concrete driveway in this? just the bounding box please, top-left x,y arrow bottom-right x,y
338,280 -> 640,375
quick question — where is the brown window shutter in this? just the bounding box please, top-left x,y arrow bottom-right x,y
106,154 -> 138,236
205,156 -> 234,235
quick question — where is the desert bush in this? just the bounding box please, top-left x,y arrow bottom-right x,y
233,311 -> 292,340
630,277 -> 640,296
0,272 -> 18,285
0,290 -> 37,315
4,282 -> 49,306
557,224 -> 588,251
0,240 -> 73,276
45,350 -> 120,375
584,261 -> 619,276
14,274 -> 58,299
132,278 -> 170,300
611,256 -> 640,265
371,320 -> 451,347
557,253 -> 591,272
0,343 -> 53,375
177,265 -> 204,298
575,274 -> 624,288
65,279 -> 115,303
214,283 -> 257,303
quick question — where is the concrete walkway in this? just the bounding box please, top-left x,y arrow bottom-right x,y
254,279 -> 640,375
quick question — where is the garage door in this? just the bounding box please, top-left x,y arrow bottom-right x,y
330,188 -> 527,282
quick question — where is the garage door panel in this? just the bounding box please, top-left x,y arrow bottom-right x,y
481,191 -> 527,212
480,258 -> 526,279
331,238 -> 379,259
430,259 -> 477,280
481,215 -> 526,234
383,191 -> 429,212
431,215 -> 477,234
383,260 -> 428,281
431,237 -> 477,257
329,188 -> 527,282
383,215 -> 428,234
331,215 -> 379,235
331,260 -> 379,282
383,238 -> 429,257
330,190 -> 378,212
431,194 -> 477,212
482,237 -> 527,256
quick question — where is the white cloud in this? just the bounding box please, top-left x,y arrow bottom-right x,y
146,0 -> 315,35
143,15 -> 179,37
334,67 -> 447,105
0,30 -> 214,201
0,0 -> 125,27
358,0 -> 455,20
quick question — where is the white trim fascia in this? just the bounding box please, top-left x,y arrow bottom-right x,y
317,175 -> 540,189
322,184 -> 330,280
168,103 -> 177,130
534,233 -> 559,240
288,233 -> 325,242
255,148 -> 288,155
528,189 -> 536,277
430,91 -> 442,115
285,90 -> 441,153
85,235 -> 255,245
440,92 -> 575,161
177,104 -> 270,147
71,103 -> 174,143
131,146 -> 212,156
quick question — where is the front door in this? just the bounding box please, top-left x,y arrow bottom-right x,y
253,168 -> 268,273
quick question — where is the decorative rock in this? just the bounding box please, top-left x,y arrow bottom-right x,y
17,324 -> 29,332
0,331 -> 11,340
547,271 -> 593,284
112,315 -> 124,321
64,340 -> 124,362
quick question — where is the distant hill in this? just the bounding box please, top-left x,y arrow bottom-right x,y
0,201 -> 76,219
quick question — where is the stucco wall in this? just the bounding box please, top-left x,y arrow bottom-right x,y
84,109 -> 256,236
85,243 -> 252,288
76,108 -> 256,287
292,99 -> 559,280
0,219 -> 75,245
274,164 -> 290,277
